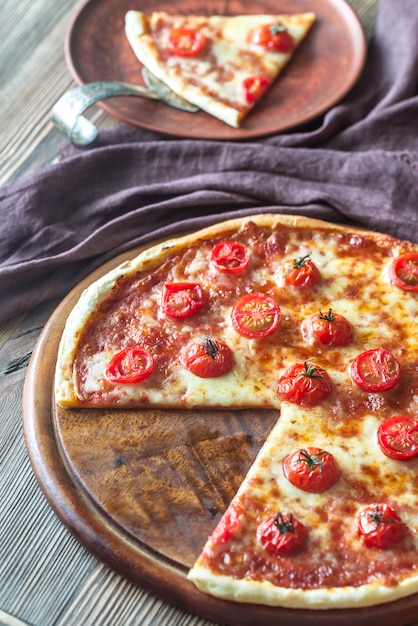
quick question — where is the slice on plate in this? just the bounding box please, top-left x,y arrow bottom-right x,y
124,10 -> 315,127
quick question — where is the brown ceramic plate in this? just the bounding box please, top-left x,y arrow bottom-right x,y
23,241 -> 418,626
65,0 -> 366,140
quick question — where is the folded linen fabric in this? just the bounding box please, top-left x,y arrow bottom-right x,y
0,0 -> 417,324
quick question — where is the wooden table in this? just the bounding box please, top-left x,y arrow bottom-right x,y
5,1 -> 415,626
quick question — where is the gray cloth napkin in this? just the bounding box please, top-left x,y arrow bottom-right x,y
1,0 -> 418,324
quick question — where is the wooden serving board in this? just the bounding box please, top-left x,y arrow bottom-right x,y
23,246 -> 418,626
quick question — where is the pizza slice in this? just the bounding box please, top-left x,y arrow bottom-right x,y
124,10 -> 315,127
188,401 -> 418,609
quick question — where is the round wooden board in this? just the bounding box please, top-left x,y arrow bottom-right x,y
23,244 -> 418,625
65,0 -> 366,140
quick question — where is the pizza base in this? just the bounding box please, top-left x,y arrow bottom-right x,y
124,11 -> 315,127
54,213 -> 379,408
55,212 -> 418,610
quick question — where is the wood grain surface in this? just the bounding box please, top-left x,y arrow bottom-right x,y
4,1 -> 417,626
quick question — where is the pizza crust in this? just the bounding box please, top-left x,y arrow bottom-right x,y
124,11 -> 315,127
188,563 -> 418,609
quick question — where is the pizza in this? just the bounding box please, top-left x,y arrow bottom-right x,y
124,10 -> 315,127
54,213 -> 418,611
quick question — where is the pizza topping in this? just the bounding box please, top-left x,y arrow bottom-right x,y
283,447 -> 341,493
210,503 -> 242,545
377,415 -> 418,460
257,512 -> 308,555
167,27 -> 207,57
389,252 -> 418,292
182,337 -> 233,378
356,504 -> 405,549
278,361 -> 333,406
248,23 -> 295,53
231,293 -> 281,338
301,308 -> 353,347
106,347 -> 155,384
210,241 -> 250,273
350,348 -> 401,393
242,75 -> 270,103
161,282 -> 205,318
284,254 -> 321,289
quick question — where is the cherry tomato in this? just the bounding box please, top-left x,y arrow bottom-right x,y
278,361 -> 333,407
211,241 -> 250,273
356,503 -> 405,549
249,23 -> 295,53
301,308 -> 353,347
231,293 -> 281,338
210,503 -> 242,545
182,337 -> 233,378
389,253 -> 418,292
161,282 -> 204,319
350,348 -> 401,393
283,447 -> 341,493
242,75 -> 270,103
377,415 -> 418,460
257,511 -> 308,556
106,347 -> 154,384
284,254 -> 321,290
167,28 -> 206,57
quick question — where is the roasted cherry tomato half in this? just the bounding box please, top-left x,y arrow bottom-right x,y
278,361 -> 333,407
167,27 -> 206,57
162,282 -> 204,319
284,254 -> 321,290
182,337 -> 233,378
350,348 -> 401,393
210,503 -> 242,545
106,347 -> 154,384
283,447 -> 341,493
248,23 -> 295,52
211,241 -> 250,273
389,252 -> 418,292
356,503 -> 405,549
242,75 -> 270,103
231,293 -> 281,338
301,308 -> 353,347
257,511 -> 308,555
377,415 -> 418,460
